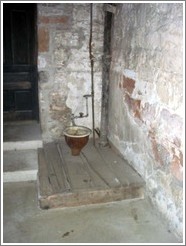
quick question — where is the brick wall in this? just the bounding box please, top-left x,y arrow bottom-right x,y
108,3 -> 183,240
37,3 -> 104,141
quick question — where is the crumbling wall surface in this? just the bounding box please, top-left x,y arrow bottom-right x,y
37,3 -> 104,141
108,3 -> 183,240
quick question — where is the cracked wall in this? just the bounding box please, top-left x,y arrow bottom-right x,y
108,3 -> 183,241
37,3 -> 104,141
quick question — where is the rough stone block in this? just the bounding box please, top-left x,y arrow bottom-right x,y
39,71 -> 49,84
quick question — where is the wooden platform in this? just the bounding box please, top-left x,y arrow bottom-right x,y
37,139 -> 145,209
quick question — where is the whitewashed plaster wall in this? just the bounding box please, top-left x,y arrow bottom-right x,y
37,3 -> 104,142
108,3 -> 183,241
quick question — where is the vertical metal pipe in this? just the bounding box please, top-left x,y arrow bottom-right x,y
99,7 -> 113,147
89,3 -> 95,146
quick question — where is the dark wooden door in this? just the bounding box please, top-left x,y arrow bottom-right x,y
3,3 -> 38,121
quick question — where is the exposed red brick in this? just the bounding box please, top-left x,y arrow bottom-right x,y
170,155 -> 183,182
38,27 -> 49,52
122,75 -> 135,94
39,16 -> 69,24
125,94 -> 141,120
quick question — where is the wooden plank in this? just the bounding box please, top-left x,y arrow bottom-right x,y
37,148 -> 53,197
58,140 -> 109,190
96,145 -> 145,187
81,142 -> 122,188
58,141 -> 97,191
38,139 -> 145,210
44,142 -> 69,194
56,143 -> 72,191
80,152 -> 109,189
4,81 -> 31,90
39,185 -> 144,209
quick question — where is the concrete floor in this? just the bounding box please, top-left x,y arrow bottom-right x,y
3,181 -> 179,244
3,149 -> 38,183
2,121 -> 180,244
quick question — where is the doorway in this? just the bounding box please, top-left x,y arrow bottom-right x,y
3,3 -> 39,122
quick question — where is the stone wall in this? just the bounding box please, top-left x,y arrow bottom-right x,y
108,3 -> 183,240
37,3 -> 104,141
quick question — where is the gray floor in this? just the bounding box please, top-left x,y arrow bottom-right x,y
3,181 -> 179,244
3,149 -> 38,172
2,121 -> 180,244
